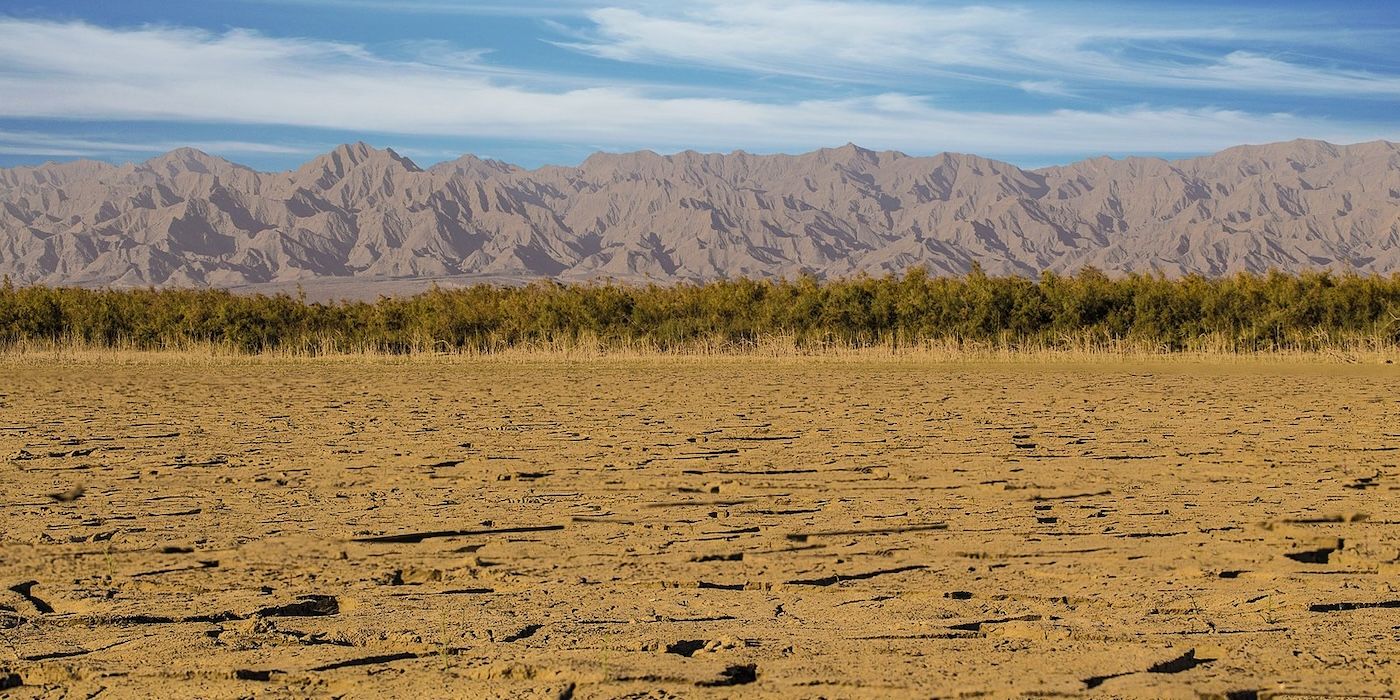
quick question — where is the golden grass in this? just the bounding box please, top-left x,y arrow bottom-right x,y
1,332 -> 1395,367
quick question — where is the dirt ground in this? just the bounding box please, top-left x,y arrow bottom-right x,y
0,356 -> 1396,699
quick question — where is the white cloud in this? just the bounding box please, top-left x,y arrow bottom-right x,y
1017,80 -> 1072,97
232,0 -> 604,16
0,129 -> 311,157
563,0 -> 1400,96
0,18 -> 1393,160
564,3 -> 1027,84
1182,51 -> 1400,95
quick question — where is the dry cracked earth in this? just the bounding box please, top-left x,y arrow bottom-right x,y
0,357 -> 1397,699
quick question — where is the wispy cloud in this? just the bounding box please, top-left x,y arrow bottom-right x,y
225,0 -> 605,17
0,17 -> 1393,160
1017,80 -> 1073,97
0,129 -> 311,158
561,0 -> 1400,96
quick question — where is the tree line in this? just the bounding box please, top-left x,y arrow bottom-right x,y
2,268 -> 1399,354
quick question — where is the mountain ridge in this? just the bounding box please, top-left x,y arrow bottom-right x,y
2,138 -> 1398,291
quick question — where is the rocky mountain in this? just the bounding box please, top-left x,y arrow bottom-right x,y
2,139 -> 1398,291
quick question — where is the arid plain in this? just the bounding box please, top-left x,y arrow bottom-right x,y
1,356 -> 1396,699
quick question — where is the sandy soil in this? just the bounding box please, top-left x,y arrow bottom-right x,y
1,357 -> 1396,699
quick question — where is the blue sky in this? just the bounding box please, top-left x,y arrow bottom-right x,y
1,0 -> 1398,170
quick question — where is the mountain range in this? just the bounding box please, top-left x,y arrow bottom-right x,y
2,139 -> 1398,295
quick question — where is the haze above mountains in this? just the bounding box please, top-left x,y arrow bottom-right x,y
2,139 -> 1398,296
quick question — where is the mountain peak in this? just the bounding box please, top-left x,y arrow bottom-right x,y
291,142 -> 423,190
4,138 -> 1400,287
1216,138 -> 1342,161
808,143 -> 893,167
579,150 -> 664,170
383,147 -> 422,172
827,143 -> 873,157
141,147 -> 244,177
430,153 -> 517,178
320,142 -> 421,172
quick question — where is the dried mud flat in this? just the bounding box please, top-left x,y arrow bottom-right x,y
1,357 -> 1396,699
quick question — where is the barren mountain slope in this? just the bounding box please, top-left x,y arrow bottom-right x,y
1,139 -> 1397,288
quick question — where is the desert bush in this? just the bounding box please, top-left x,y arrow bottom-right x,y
1,269 -> 1398,354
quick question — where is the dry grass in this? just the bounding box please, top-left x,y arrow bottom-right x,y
2,332 -> 1396,367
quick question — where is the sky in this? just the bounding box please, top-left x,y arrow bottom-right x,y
0,0 -> 1398,170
